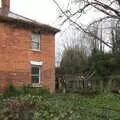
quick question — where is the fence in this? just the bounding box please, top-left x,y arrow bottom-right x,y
56,73 -> 120,93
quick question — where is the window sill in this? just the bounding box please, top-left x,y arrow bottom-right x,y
31,84 -> 42,88
31,49 -> 41,52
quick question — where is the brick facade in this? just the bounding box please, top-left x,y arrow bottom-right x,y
0,22 -> 56,93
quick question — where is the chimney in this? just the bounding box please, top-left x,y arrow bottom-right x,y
1,0 -> 10,15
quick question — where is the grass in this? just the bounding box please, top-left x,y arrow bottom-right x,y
0,92 -> 120,120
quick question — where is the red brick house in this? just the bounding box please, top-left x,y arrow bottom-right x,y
0,0 -> 59,93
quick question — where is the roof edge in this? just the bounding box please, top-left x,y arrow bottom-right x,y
0,14 -> 60,34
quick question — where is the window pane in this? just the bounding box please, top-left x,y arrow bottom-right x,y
32,33 -> 39,42
32,76 -> 39,83
32,65 -> 40,84
32,66 -> 39,75
31,33 -> 40,50
32,42 -> 39,49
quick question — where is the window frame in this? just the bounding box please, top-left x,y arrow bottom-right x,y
0,0 -> 1,8
31,65 -> 40,84
31,32 -> 40,51
31,61 -> 43,85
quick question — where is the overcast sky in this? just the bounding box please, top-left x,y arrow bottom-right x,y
10,0 -> 103,26
10,0 -> 70,28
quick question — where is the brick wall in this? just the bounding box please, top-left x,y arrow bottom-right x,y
0,22 -> 55,93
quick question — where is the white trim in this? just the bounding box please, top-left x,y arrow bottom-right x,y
31,61 -> 43,84
31,49 -> 41,52
30,61 -> 43,66
0,0 -> 1,8
31,84 -> 42,87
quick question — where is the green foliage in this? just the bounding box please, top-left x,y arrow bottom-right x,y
110,75 -> 120,80
108,54 -> 120,74
1,93 -> 120,120
59,44 -> 120,78
3,84 -> 49,98
88,49 -> 110,77
0,97 -> 37,120
87,48 -> 120,77
4,84 -> 21,98
23,86 -> 50,96
60,47 -> 120,77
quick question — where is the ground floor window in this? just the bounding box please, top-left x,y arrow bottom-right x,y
32,65 -> 40,83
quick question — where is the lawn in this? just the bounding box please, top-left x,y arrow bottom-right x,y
0,92 -> 120,120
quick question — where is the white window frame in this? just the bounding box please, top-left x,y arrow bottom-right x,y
30,61 -> 43,66
31,61 -> 43,84
0,0 -> 1,8
31,33 -> 40,51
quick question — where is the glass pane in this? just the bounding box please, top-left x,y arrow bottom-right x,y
32,65 -> 40,84
32,33 -> 40,42
32,76 -> 39,83
32,65 -> 39,75
32,42 -> 39,49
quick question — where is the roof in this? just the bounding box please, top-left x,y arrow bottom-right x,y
0,9 -> 60,34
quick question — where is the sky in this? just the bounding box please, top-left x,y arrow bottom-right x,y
10,0 -> 69,27
0,0 -> 104,26
10,0 -> 103,26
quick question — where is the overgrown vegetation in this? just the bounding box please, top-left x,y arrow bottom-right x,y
56,48 -> 120,93
54,0 -> 120,92
3,84 -> 49,98
59,47 -> 120,76
88,48 -> 120,77
0,91 -> 120,120
60,46 -> 88,74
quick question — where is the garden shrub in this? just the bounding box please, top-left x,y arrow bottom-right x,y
0,98 -> 36,120
0,93 -> 120,120
4,84 -> 50,98
23,86 -> 50,96
4,84 -> 21,98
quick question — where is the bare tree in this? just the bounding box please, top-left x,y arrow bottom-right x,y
87,21 -> 104,51
61,45 -> 87,74
54,0 -> 120,92
111,19 -> 120,54
53,0 -> 120,53
56,26 -> 90,66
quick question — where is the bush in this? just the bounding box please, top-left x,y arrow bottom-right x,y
0,98 -> 36,120
4,84 -> 50,98
0,93 -> 120,120
24,86 -> 50,96
4,84 -> 21,98
33,93 -> 120,120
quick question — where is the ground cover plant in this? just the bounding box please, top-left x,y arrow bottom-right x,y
0,88 -> 120,120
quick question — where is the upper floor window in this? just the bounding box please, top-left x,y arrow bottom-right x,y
31,33 -> 40,50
